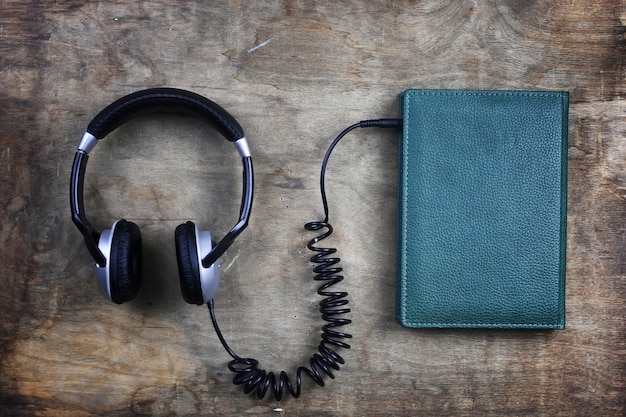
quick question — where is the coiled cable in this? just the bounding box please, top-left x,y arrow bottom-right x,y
208,118 -> 402,400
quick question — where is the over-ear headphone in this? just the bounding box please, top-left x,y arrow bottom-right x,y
69,89 -> 392,401
70,88 -> 253,305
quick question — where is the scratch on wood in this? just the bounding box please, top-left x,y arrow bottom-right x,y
223,251 -> 240,272
247,36 -> 276,54
0,61 -> 20,75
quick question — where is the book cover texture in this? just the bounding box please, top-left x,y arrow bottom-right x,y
396,89 -> 568,329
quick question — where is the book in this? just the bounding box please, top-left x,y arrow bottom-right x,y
396,89 -> 568,329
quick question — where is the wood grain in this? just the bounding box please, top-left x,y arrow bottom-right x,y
1,1 -> 624,416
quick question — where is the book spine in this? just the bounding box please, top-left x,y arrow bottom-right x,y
394,91 -> 409,326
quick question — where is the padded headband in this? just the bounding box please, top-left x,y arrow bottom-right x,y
70,88 -> 253,268
86,88 -> 244,141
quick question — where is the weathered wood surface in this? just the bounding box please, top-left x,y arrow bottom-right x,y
0,1 -> 624,416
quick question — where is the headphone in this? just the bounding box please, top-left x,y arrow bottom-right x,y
70,88 -> 253,305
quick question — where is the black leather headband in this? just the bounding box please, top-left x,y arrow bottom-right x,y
87,88 -> 245,141
70,88 -> 253,268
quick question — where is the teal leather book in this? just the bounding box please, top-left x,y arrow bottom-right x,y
396,89 -> 568,329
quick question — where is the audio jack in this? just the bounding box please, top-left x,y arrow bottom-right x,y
208,118 -> 402,400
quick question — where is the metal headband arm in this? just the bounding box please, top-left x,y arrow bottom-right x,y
201,156 -> 253,268
70,151 -> 107,267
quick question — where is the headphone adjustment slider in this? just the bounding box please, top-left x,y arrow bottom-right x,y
234,137 -> 251,158
77,132 -> 98,154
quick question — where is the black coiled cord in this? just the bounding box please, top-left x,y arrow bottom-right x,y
209,221 -> 349,400
208,118 -> 402,400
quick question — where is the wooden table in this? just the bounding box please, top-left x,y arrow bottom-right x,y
1,1 -> 624,416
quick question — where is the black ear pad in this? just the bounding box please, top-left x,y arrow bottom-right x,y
175,221 -> 204,305
110,219 -> 143,304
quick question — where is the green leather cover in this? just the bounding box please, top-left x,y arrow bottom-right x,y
396,89 -> 568,329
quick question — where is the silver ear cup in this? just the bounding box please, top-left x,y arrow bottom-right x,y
195,225 -> 221,303
95,220 -> 118,301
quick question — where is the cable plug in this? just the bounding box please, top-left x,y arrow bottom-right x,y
359,119 -> 403,129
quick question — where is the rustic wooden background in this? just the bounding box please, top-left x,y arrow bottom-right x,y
1,1 -> 624,416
